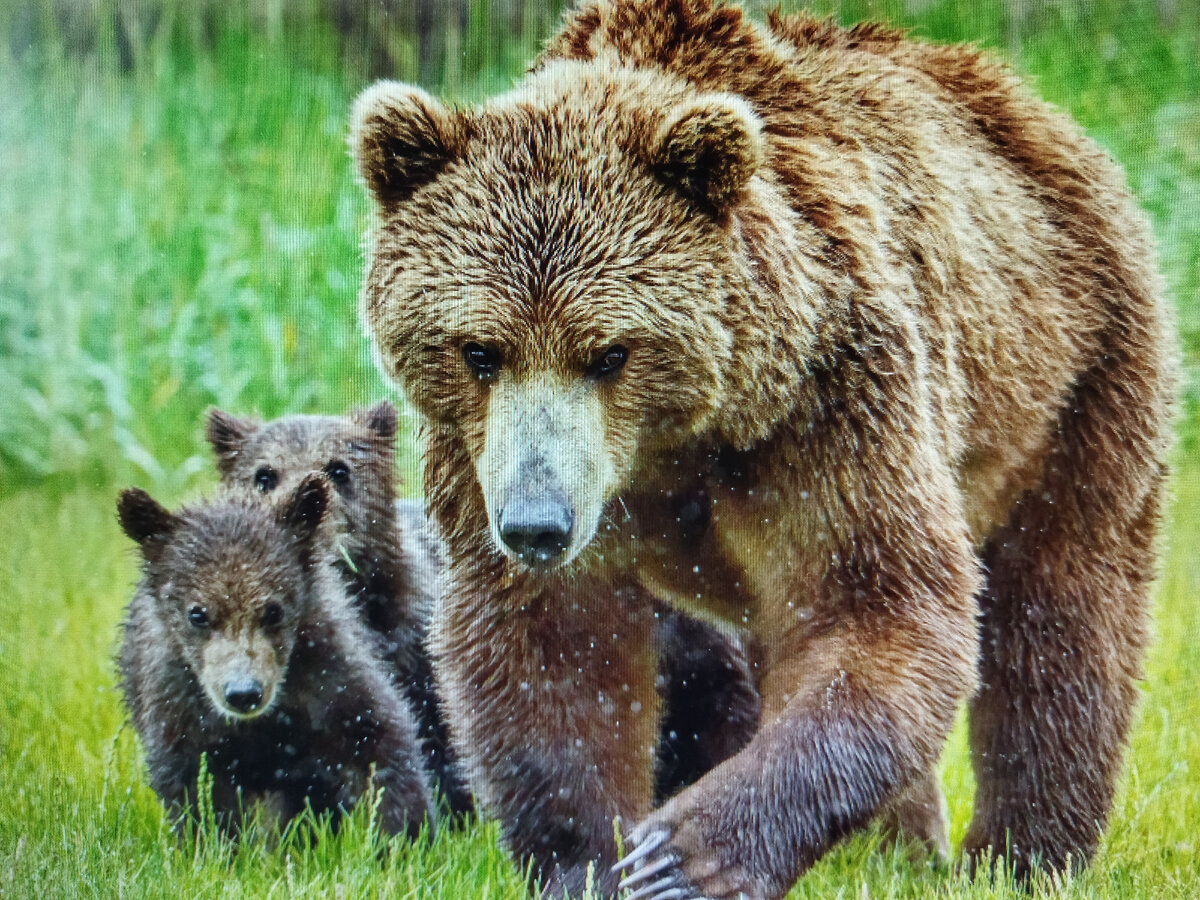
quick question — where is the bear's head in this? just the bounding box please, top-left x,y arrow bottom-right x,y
352,64 -> 786,570
118,477 -> 330,720
205,402 -> 399,570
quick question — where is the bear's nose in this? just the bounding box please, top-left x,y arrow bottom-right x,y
499,494 -> 574,567
223,676 -> 264,714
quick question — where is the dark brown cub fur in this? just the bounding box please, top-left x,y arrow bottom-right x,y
652,607 -> 760,801
205,402 -> 472,816
117,477 -> 435,838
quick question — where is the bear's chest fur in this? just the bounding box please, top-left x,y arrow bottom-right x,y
618,442 -> 827,648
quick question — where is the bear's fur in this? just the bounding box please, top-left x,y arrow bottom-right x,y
205,402 -> 423,667
117,477 -> 435,838
206,403 -> 761,812
351,1 -> 1176,896
205,402 -> 473,816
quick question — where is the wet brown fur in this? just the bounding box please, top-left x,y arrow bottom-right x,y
205,402 -> 473,817
351,1 -> 1176,895
116,479 -> 435,838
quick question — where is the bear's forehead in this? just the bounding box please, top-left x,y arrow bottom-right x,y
167,532 -> 300,603
245,419 -> 374,467
426,67 -> 685,210
390,138 -> 705,302
169,504 -> 295,567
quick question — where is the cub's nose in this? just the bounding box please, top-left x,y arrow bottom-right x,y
223,676 -> 264,714
499,494 -> 574,567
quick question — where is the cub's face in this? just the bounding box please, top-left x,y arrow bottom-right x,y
118,481 -> 328,720
206,403 -> 398,557
352,66 -> 764,569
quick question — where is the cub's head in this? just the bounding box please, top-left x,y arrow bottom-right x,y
351,65 -> 766,570
205,402 -> 398,560
117,477 -> 330,720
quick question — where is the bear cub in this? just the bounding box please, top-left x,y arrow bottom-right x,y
117,475 -> 435,838
205,401 -> 472,816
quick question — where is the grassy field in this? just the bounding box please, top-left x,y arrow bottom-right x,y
1,1 -> 1198,897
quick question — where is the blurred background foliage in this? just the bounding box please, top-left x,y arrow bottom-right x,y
0,0 -> 1197,498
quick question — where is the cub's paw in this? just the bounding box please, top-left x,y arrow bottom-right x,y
614,815 -> 767,900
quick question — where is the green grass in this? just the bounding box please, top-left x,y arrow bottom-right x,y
1,1 -> 1198,897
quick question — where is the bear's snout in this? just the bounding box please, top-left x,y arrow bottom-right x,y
223,676 -> 265,715
498,491 -> 574,567
476,373 -> 614,569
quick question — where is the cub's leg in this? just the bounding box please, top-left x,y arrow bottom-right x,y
966,413 -> 1167,877
877,769 -> 951,862
431,566 -> 660,897
654,607 -> 761,802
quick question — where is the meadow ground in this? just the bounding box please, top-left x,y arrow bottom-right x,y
1,1 -> 1198,897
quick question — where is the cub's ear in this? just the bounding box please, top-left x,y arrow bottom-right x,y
283,474 -> 328,542
205,408 -> 261,476
647,94 -> 763,215
359,399 -> 398,441
117,488 -> 177,550
350,80 -> 469,207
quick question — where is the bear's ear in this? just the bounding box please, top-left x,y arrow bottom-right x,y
350,80 -> 469,207
117,488 -> 177,550
283,474 -> 328,542
205,408 -> 261,476
359,399 -> 398,441
647,94 -> 763,215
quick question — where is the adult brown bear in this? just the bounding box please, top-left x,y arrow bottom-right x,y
350,0 -> 1176,896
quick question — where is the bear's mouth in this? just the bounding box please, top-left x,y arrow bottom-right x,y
199,635 -> 285,722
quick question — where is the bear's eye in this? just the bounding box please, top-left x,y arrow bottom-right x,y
587,345 -> 628,380
462,342 -> 502,379
326,460 -> 350,485
262,603 -> 285,627
254,466 -> 278,493
187,606 -> 210,629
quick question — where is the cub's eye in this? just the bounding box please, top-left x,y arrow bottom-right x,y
187,606 -> 209,628
587,345 -> 628,379
462,342 -> 502,379
254,466 -> 278,493
262,603 -> 285,627
326,459 -> 350,485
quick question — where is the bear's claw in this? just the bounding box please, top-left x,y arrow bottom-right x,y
614,824 -> 705,900
615,824 -> 671,870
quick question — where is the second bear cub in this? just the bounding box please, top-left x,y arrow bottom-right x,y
117,476 -> 435,838
205,401 -> 472,816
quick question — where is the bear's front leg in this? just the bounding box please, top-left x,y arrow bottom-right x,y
433,564 -> 660,897
617,526 -> 979,899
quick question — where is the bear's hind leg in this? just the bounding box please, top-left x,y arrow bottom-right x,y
966,349 -> 1170,878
